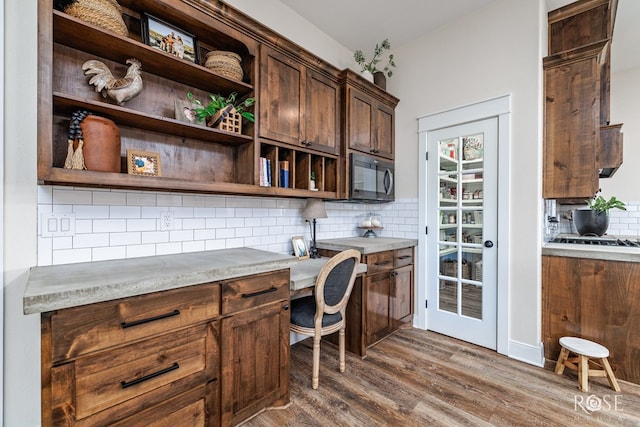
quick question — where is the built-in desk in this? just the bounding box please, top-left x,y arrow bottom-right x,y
289,257 -> 367,298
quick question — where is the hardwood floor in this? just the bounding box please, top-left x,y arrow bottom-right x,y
243,327 -> 640,426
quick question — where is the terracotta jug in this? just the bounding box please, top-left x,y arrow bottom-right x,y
74,115 -> 121,172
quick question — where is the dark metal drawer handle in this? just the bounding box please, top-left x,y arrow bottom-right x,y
374,261 -> 392,266
397,255 -> 412,260
242,287 -> 277,298
121,362 -> 179,389
120,309 -> 180,329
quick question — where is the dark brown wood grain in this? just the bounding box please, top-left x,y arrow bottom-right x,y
220,269 -> 289,315
245,327 -> 640,427
548,0 -> 614,55
542,255 -> 640,384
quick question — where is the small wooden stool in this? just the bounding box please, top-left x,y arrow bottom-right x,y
555,337 -> 620,392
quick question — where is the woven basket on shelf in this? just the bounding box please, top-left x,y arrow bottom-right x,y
441,259 -> 471,280
204,51 -> 244,81
64,0 -> 128,38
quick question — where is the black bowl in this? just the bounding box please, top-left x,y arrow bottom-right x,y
573,209 -> 610,236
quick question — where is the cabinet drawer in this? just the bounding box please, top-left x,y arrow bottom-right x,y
394,247 -> 414,268
365,251 -> 394,274
221,269 -> 290,315
51,283 -> 220,362
53,323 -> 217,423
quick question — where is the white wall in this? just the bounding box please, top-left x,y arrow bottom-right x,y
390,0 -> 545,347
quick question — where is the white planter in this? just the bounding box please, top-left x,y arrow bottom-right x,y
360,70 -> 374,82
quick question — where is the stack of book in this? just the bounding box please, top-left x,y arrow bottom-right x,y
279,160 -> 289,188
259,157 -> 271,187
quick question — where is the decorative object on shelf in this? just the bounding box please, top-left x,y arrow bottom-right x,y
141,13 -> 199,64
186,92 -> 255,132
54,0 -> 128,38
573,191 -> 626,236
357,212 -> 383,238
291,236 -> 310,260
204,51 -> 244,81
174,99 -> 203,126
309,171 -> 316,191
353,38 -> 396,89
64,110 -> 121,173
126,149 -> 161,176
302,199 -> 328,259
462,134 -> 483,160
82,58 -> 143,106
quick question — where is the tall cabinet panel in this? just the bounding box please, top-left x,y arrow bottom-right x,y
305,69 -> 341,154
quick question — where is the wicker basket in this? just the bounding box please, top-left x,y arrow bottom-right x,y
205,51 -> 243,81
441,259 -> 471,280
65,0 -> 128,37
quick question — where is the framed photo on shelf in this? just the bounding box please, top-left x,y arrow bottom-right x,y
127,149 -> 162,176
141,13 -> 199,64
291,236 -> 309,260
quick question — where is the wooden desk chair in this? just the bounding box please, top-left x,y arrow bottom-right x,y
290,249 -> 361,389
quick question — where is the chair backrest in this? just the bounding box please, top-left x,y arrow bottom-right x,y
314,249 -> 361,323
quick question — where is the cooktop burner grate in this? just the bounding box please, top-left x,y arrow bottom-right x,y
550,236 -> 640,247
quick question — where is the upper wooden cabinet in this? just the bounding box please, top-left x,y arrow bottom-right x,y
259,45 -> 340,155
341,70 -> 399,160
543,0 -> 621,199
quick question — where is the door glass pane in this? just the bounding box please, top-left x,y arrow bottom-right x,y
437,133 -> 485,318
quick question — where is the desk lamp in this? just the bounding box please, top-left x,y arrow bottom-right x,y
302,199 -> 327,259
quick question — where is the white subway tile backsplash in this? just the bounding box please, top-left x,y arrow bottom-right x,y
38,186 -> 418,265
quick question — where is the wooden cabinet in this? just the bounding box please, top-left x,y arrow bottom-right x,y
41,269 -> 291,426
320,246 -> 414,357
341,70 -> 398,160
220,270 -> 290,426
542,255 -> 640,384
42,284 -> 221,426
543,0 -> 622,198
259,46 -> 340,154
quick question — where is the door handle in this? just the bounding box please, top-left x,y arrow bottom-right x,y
484,240 -> 494,248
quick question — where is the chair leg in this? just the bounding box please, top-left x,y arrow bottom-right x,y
555,347 -> 569,375
578,355 -> 589,392
339,328 -> 346,373
601,357 -> 621,392
312,335 -> 321,390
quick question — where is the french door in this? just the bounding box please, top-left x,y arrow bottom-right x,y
426,118 -> 497,349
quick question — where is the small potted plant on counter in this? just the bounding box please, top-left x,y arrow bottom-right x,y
353,38 -> 396,89
573,191 -> 626,236
186,92 -> 255,133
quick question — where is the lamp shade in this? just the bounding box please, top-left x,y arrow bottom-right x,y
302,199 -> 327,219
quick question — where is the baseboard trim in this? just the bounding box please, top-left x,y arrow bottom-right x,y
508,339 -> 545,367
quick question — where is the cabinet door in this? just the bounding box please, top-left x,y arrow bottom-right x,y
391,265 -> 413,330
543,50 -> 601,199
347,88 -> 374,154
365,272 -> 391,346
375,102 -> 395,159
305,69 -> 340,154
220,301 -> 290,426
259,46 -> 304,146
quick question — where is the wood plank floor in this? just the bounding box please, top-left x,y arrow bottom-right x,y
243,327 -> 640,426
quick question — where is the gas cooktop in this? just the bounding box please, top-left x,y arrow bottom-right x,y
550,236 -> 640,247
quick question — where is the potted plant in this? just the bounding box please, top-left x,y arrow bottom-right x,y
186,92 -> 255,131
353,38 -> 396,88
573,192 -> 626,236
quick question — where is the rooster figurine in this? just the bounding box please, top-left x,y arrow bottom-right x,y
82,58 -> 143,106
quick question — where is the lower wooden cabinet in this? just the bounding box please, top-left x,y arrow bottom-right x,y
41,270 -> 291,427
321,246 -> 415,357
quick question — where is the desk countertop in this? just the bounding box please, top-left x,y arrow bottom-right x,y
289,257 -> 368,291
316,237 -> 417,254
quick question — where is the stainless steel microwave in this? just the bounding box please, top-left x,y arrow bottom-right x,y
350,153 -> 394,202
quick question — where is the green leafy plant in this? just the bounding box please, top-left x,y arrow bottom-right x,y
187,92 -> 255,123
586,191 -> 626,215
353,38 -> 396,77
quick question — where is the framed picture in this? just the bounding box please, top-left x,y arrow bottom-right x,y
174,99 -> 203,125
141,13 -> 199,64
127,149 -> 162,176
291,236 -> 309,260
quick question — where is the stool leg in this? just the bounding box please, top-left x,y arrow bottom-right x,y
578,355 -> 589,392
555,347 -> 570,375
600,358 -> 621,392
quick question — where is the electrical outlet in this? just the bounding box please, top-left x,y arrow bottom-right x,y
160,211 -> 174,231
42,212 -> 76,237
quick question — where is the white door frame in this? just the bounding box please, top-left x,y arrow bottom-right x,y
417,95 -> 511,355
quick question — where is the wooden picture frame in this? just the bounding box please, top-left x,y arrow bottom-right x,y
127,149 -> 162,176
141,13 -> 199,64
292,236 -> 309,259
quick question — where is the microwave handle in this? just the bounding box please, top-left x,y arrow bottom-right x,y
383,168 -> 393,195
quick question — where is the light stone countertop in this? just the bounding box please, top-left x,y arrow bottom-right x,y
289,257 -> 368,291
316,237 -> 418,254
542,243 -> 640,262
24,248 -> 298,315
